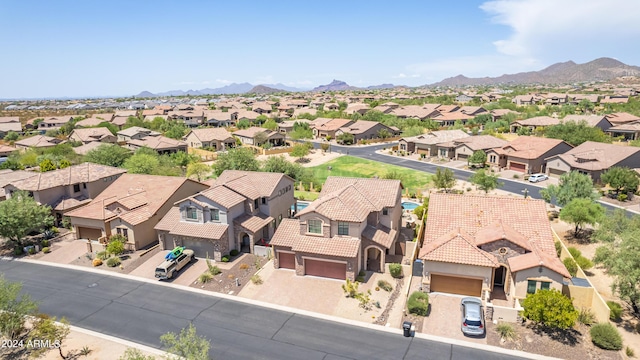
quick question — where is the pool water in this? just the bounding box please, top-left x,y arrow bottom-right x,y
401,201 -> 420,210
291,201 -> 310,212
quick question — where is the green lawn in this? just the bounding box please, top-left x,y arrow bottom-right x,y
294,190 -> 319,201
308,156 -> 432,194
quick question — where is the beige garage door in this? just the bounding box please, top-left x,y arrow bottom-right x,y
304,259 -> 346,280
509,162 -> 526,172
548,168 -> 566,178
278,252 -> 295,269
78,227 -> 102,240
430,274 -> 482,297
457,153 -> 469,160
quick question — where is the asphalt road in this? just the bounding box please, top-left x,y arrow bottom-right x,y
0,260 -> 532,360
326,142 -> 631,215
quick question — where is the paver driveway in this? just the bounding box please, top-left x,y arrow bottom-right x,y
422,293 -> 487,344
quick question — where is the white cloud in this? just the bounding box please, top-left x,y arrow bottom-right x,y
216,79 -> 232,84
392,73 -> 420,79
480,0 -> 640,58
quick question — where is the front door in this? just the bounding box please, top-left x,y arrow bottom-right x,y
494,266 -> 505,286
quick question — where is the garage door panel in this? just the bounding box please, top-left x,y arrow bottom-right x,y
278,252 -> 295,269
182,239 -> 215,259
430,274 -> 482,297
305,259 -> 346,280
509,162 -> 526,172
78,227 -> 102,240
548,168 -> 565,178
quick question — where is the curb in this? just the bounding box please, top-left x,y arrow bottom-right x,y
1,256 -> 561,360
69,324 -> 169,357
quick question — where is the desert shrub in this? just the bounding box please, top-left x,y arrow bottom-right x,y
239,263 -> 249,270
14,247 -> 23,256
198,273 -> 213,284
42,247 -> 50,253
563,257 -> 578,277
106,237 -> 125,255
358,270 -> 366,277
627,346 -> 635,358
41,239 -> 50,247
617,193 -> 628,202
342,279 -> 359,298
28,247 -> 36,255
389,263 -> 403,278
209,265 -> 221,275
377,280 -> 393,292
230,249 -> 239,256
97,251 -> 109,260
106,257 -> 121,267
521,289 -> 578,329
577,308 -> 596,326
513,174 -> 520,179
607,301 -> 623,321
495,323 -> 516,341
568,247 -> 581,259
407,291 -> 429,316
590,323 -> 623,350
576,256 -> 594,270
221,255 -> 229,262
92,258 -> 103,267
555,241 -> 562,257
356,275 -> 365,283
251,275 -> 263,285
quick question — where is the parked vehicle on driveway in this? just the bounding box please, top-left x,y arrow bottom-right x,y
155,249 -> 194,280
461,297 -> 485,336
528,173 -> 549,183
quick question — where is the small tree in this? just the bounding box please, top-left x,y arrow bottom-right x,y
320,143 -> 330,153
106,234 -> 126,255
118,348 -> 156,360
540,171 -> 598,207
559,198 -> 604,237
29,315 -> 70,359
84,144 -> 132,167
186,163 -> 210,181
253,131 -> 268,147
0,275 -> 39,340
470,169 -> 502,194
0,191 -> 53,248
290,143 -> 310,162
521,289 -> 578,329
467,150 -> 487,168
377,129 -> 391,139
160,323 -> 210,360
4,131 -> 19,141
39,158 -> 58,172
237,119 -> 250,129
212,147 -> 260,176
336,132 -> 354,145
601,166 -> 640,195
432,167 -> 456,193
342,279 -> 359,298
262,119 -> 278,131
123,153 -> 160,174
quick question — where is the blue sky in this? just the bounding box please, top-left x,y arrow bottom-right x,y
1,0 -> 639,98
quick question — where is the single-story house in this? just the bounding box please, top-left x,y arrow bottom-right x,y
69,128 -> 117,144
310,118 -> 355,139
453,135 -> 509,161
15,135 -> 63,150
509,116 -> 561,133
562,115 -> 612,132
126,135 -> 188,154
233,127 -> 285,147
334,120 -> 400,142
398,130 -> 469,156
486,136 -> 573,173
117,126 -> 161,142
183,128 -> 235,150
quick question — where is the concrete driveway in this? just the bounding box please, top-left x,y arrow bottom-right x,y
422,293 -> 487,344
39,240 -> 88,264
127,251 -> 208,286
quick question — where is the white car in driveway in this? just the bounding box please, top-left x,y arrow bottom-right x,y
528,173 -> 549,183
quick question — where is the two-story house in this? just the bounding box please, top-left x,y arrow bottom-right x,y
66,174 -> 208,250
155,171 -> 295,260
270,177 -> 403,281
3,163 -> 127,224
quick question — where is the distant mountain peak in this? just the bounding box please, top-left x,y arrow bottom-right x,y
248,85 -> 280,94
312,80 -> 357,92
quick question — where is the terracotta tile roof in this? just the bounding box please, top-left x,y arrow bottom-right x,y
433,111 -> 474,122
508,244 -> 571,278
233,213 -> 273,233
185,128 -> 234,142
0,122 -> 22,133
52,196 -> 91,211
549,141 -> 640,171
128,136 -> 186,150
212,170 -> 291,199
117,126 -> 160,138
232,127 -> 271,138
605,112 -> 640,125
115,110 -> 137,117
338,120 -> 392,135
319,177 -> 401,208
362,225 -> 396,249
270,219 -> 360,257
512,116 -> 561,127
494,136 -> 569,160
157,208 -> 229,239
313,118 -> 354,131
401,130 -> 469,145
73,142 -> 116,156
66,174 -> 207,224
75,118 -> 107,128
0,145 -> 17,154
562,115 -> 609,127
15,135 -> 61,148
154,206 -> 181,231
70,127 -> 114,143
607,121 -> 640,132
454,135 -> 508,151
474,221 -> 531,251
0,116 -> 19,123
8,163 -> 126,191
0,170 -> 37,198
421,228 -> 499,267
392,105 -> 441,119
197,185 -> 246,209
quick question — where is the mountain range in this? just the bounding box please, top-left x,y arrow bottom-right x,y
136,83 -> 306,97
429,57 -> 640,87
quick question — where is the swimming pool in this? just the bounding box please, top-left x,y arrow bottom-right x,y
291,201 -> 310,213
401,201 -> 420,210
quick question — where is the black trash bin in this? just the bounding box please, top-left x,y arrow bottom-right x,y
402,321 -> 412,337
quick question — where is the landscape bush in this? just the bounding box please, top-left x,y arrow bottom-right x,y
495,323 -> 516,341
106,237 -> 125,255
251,275 -> 263,285
41,239 -> 50,247
626,346 -> 635,357
106,257 -> 121,267
97,251 -> 109,260
198,273 -> 213,284
389,263 -> 403,278
14,247 -> 23,256
576,256 -> 594,271
590,323 -> 623,350
221,255 -> 230,262
239,263 -> 249,270
377,280 -> 393,292
568,247 -> 581,259
230,249 -> 239,257
521,289 -> 578,329
28,247 -> 36,255
407,291 -> 429,316
92,258 -> 102,267
42,247 -> 50,254
607,301 -> 623,321
555,241 -> 562,257
563,257 -> 578,277
209,265 -> 221,275
577,308 -> 596,326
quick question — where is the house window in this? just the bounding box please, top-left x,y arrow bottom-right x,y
527,280 -> 537,294
439,149 -> 447,157
73,184 -> 80,193
489,155 -> 496,163
211,209 -> 219,221
83,183 -> 87,189
186,207 -> 198,220
254,199 -> 259,209
307,219 -> 322,234
337,222 -> 349,236
540,282 -> 551,290
261,197 -> 266,205
117,228 -> 128,239
382,208 -> 388,216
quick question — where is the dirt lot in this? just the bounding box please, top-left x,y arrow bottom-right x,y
487,322 -> 622,360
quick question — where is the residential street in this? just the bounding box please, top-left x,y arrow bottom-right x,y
0,259 -> 538,360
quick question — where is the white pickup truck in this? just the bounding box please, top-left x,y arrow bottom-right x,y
155,249 -> 194,280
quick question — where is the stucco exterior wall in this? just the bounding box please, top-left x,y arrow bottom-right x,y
423,261 -> 493,290
512,267 -> 564,301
